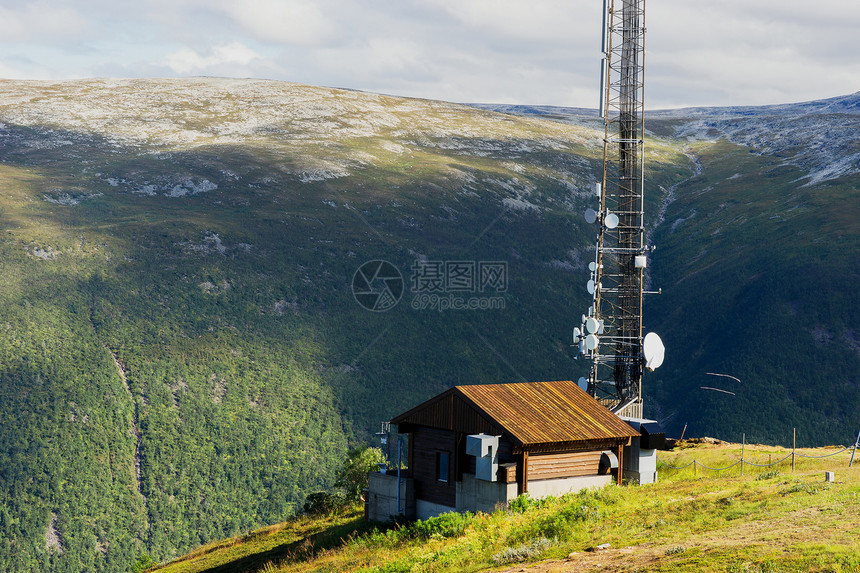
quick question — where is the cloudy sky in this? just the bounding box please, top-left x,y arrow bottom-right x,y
1,0 -> 857,109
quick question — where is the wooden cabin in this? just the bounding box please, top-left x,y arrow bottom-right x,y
366,380 -> 640,521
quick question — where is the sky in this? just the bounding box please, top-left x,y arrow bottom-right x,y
1,0 -> 858,110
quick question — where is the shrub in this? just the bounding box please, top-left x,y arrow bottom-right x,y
130,553 -> 156,573
335,447 -> 386,501
509,494 -> 534,514
492,537 -> 553,565
402,511 -> 472,540
509,493 -> 554,513
756,469 -> 780,481
302,491 -> 349,515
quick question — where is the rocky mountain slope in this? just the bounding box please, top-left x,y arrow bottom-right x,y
0,78 -> 856,572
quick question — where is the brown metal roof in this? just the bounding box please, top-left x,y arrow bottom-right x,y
392,380 -> 639,448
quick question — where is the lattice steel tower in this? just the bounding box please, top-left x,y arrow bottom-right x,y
574,0 -> 664,418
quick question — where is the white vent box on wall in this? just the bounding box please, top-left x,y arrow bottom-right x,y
466,434 -> 499,482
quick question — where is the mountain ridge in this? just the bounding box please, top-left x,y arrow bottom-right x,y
0,77 -> 857,572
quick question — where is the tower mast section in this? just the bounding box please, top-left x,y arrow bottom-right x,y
577,0 -> 651,418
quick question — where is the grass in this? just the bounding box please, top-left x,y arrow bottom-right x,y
151,441 -> 860,573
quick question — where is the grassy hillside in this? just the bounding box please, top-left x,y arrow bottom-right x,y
151,441 -> 860,572
0,79 -> 856,572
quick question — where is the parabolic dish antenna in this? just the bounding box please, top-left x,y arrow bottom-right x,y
585,317 -> 600,334
587,279 -> 596,294
588,261 -> 597,272
643,332 -> 665,370
605,212 -> 619,229
585,334 -> 599,351
577,377 -> 589,391
585,208 -> 598,224
573,327 -> 581,341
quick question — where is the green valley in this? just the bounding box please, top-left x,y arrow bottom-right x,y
0,78 -> 856,571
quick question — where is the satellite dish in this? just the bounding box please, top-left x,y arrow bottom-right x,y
643,332 -> 666,370
587,279 -> 595,294
605,212 -> 619,229
573,327 -> 581,341
585,208 -> 597,224
577,377 -> 589,391
588,261 -> 597,272
585,334 -> 599,350
585,317 -> 600,334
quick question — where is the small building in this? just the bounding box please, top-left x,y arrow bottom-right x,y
366,380 -> 641,521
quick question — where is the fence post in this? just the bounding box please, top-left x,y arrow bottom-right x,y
741,433 -> 745,477
792,428 -> 796,472
850,430 -> 860,468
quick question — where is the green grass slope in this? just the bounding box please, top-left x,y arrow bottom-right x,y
152,442 -> 860,573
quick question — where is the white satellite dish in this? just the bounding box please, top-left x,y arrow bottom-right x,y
585,208 -> 598,224
605,212 -> 619,229
585,317 -> 600,334
577,377 -> 589,391
588,261 -> 597,272
586,279 -> 595,294
643,332 -> 665,370
585,334 -> 599,350
573,327 -> 581,341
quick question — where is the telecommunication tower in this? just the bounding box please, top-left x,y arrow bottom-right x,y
573,0 -> 664,418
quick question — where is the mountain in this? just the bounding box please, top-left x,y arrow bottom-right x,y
478,92 -> 860,440
0,78 -> 857,572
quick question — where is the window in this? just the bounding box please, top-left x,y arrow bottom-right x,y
436,452 -> 449,482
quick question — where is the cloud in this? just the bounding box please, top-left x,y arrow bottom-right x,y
220,0 -> 336,46
646,0 -> 860,107
164,42 -> 262,75
0,2 -> 89,42
424,0 -> 597,43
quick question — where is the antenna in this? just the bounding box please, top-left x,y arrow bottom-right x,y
573,0 -> 663,419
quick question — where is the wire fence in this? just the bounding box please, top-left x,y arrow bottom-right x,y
658,430 -> 860,475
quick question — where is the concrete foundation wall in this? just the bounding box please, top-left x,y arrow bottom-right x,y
455,473 -> 518,514
378,470 -> 615,522
367,472 -> 414,522
416,499 -> 456,521
527,474 -> 613,498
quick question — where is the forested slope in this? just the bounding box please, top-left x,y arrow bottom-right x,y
0,79 -> 856,571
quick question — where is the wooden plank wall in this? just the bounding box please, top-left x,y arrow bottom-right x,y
411,427 -> 456,507
527,450 -> 603,480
